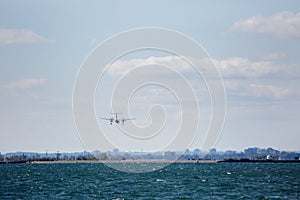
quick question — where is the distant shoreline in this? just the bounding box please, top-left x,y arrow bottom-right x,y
1,159 -> 299,165
29,159 -> 218,164
18,159 -> 300,164
218,159 -> 300,163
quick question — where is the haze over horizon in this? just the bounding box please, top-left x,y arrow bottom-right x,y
0,1 -> 299,153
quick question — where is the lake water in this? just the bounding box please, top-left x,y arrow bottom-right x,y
0,163 -> 299,199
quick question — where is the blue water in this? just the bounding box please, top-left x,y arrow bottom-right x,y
0,163 -> 299,199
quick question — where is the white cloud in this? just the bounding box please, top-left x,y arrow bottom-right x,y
89,38 -> 98,46
107,55 -> 293,79
223,80 -> 241,91
213,57 -> 278,78
249,84 -> 293,99
107,56 -> 191,76
230,11 -> 300,38
0,29 -> 55,45
0,78 -> 47,90
261,53 -> 287,61
223,81 -> 294,101
104,55 -> 298,101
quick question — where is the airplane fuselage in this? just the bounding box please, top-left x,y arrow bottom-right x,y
101,112 -> 135,125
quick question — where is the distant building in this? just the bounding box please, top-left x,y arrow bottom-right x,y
244,147 -> 259,155
209,148 -> 217,155
193,149 -> 201,160
0,152 -> 3,161
164,151 -> 176,160
113,148 -> 119,154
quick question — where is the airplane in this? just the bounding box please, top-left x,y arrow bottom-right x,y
100,112 -> 135,125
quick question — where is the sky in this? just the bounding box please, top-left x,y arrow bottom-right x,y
0,1 -> 299,153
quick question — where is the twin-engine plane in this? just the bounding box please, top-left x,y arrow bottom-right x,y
100,112 -> 135,125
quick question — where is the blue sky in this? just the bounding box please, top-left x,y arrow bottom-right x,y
0,1 -> 299,153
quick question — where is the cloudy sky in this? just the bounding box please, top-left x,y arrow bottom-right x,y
0,1 -> 299,153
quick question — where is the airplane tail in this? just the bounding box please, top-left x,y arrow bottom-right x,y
110,112 -> 122,120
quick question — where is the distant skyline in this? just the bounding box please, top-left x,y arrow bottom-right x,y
0,1 -> 300,153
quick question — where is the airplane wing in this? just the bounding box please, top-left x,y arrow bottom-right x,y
121,118 -> 136,125
99,117 -> 113,120
100,117 -> 114,125
123,118 -> 136,121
